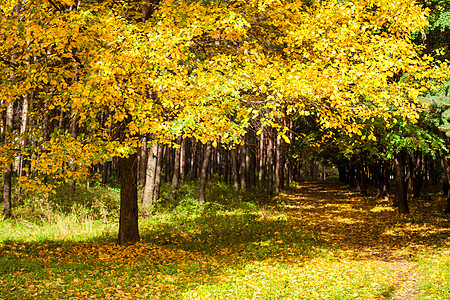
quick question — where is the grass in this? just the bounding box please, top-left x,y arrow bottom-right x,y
0,179 -> 449,299
416,249 -> 450,299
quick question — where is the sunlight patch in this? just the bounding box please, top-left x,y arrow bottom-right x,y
370,206 -> 396,213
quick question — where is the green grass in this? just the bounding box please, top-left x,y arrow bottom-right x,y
1,179 -> 447,299
416,249 -> 450,299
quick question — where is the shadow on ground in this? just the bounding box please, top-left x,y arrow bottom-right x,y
279,180 -> 450,259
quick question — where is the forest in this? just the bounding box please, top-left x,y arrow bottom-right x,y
1,0 -> 450,299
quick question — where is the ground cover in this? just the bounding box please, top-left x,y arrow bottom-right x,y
0,180 -> 448,299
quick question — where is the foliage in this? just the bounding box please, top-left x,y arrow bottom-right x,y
1,180 -> 449,299
0,0 -> 448,194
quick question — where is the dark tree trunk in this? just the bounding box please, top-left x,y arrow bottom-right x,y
180,138 -> 186,182
258,127 -> 265,185
240,143 -> 247,191
231,148 -> 239,191
357,160 -> 367,196
199,141 -> 212,203
378,158 -> 390,200
338,164 -> 347,183
165,147 -> 172,183
118,153 -> 140,245
411,151 -> 422,198
347,161 -> 356,188
102,161 -> 111,185
139,135 -> 148,187
394,149 -> 409,214
267,133 -> 274,197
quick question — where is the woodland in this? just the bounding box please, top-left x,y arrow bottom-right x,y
0,0 -> 450,298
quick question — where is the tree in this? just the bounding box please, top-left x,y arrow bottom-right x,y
1,0 -> 448,242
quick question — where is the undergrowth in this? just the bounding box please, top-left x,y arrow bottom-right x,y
0,179 -> 448,299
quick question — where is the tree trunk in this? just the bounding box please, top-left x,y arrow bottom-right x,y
258,127 -> 265,185
275,137 -> 282,193
142,141 -> 158,206
394,149 -> 409,214
411,150 -> 422,198
2,101 -> 14,218
68,115 -> 77,199
118,153 -> 140,245
170,137 -> 182,202
180,138 -> 186,182
240,143 -> 247,191
139,135 -> 148,187
231,148 -> 239,191
267,133 -> 274,197
199,141 -> 212,203
153,144 -> 164,201
379,158 -> 390,200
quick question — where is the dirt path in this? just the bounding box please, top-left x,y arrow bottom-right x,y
278,180 -> 450,299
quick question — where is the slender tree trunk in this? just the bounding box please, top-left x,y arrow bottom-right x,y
267,133 -> 274,197
170,137 -> 182,202
102,161 -> 111,185
118,153 -> 140,244
180,138 -> 186,182
394,149 -> 409,214
153,144 -> 164,201
18,93 -> 29,179
68,115 -> 77,198
139,135 -> 148,187
240,143 -> 247,191
231,148 -> 239,191
275,137 -> 282,193
2,101 -> 14,218
258,127 -> 265,185
358,160 -> 367,195
411,150 -> 422,198
379,158 -> 390,200
199,141 -> 212,203
440,137 -> 450,213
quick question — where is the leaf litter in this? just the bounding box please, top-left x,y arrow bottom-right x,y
1,180 -> 449,299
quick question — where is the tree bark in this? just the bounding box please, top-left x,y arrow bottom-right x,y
139,135 -> 148,187
394,149 -> 409,214
267,132 -> 274,197
411,150 -> 422,199
275,137 -> 282,193
240,143 -> 247,191
258,127 -> 265,185
199,141 -> 212,203
170,137 -> 182,202
68,115 -> 77,198
231,148 -> 239,191
2,101 -> 14,218
118,153 -> 140,245
142,141 -> 158,206
180,138 -> 186,182
153,144 -> 164,201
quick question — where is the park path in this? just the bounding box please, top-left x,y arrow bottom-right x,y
277,180 -> 450,300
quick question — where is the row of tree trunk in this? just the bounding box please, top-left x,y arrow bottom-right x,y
337,149 -> 450,214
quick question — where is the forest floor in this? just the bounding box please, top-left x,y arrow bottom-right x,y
278,180 -> 450,300
0,180 -> 449,299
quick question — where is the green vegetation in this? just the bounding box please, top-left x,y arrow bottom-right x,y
1,180 -> 449,299
416,250 -> 450,299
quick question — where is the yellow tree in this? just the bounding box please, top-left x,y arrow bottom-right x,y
1,0 -> 447,242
